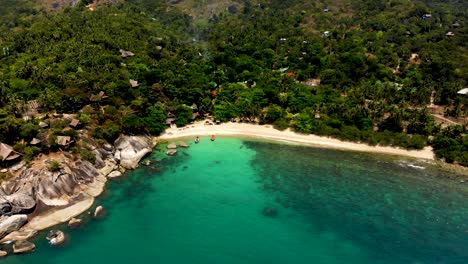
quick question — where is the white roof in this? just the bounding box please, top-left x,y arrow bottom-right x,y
457,88 -> 468,95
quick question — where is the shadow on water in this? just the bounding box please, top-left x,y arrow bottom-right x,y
242,140 -> 468,263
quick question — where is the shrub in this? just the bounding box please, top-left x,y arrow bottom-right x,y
80,149 -> 96,164
48,160 -> 61,172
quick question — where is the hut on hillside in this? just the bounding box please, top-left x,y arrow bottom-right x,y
56,136 -> 73,148
457,88 -> 468,95
120,49 -> 135,58
0,143 -> 21,162
129,79 -> 139,88
39,121 -> 49,128
69,119 -> 80,128
30,138 -> 42,145
89,91 -> 109,105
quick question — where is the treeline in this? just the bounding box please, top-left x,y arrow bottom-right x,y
0,0 -> 466,165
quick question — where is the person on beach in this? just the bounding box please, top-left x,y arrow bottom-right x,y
195,136 -> 200,143
210,135 -> 216,141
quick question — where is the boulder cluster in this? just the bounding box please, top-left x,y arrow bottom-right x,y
0,135 -> 155,255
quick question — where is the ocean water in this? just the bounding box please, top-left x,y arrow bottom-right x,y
2,137 -> 468,264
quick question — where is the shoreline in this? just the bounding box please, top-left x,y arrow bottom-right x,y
4,120 -> 468,252
159,120 -> 434,160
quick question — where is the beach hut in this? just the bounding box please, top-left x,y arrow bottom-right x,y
165,118 -> 175,126
191,112 -> 200,121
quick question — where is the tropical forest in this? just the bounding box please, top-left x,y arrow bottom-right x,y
0,0 -> 467,166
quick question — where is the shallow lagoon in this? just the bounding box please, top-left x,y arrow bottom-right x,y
3,137 -> 468,264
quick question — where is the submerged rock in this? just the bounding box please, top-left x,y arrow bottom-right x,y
13,240 -> 35,254
179,142 -> 189,148
167,150 -> 177,156
167,143 -> 177,149
262,207 -> 278,218
0,215 -> 28,239
68,217 -> 82,228
46,230 -> 66,245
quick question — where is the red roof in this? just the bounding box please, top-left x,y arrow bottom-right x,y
286,72 -> 295,77
211,90 -> 217,96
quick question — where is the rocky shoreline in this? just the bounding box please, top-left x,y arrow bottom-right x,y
0,134 -> 156,255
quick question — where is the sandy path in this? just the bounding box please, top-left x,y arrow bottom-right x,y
159,121 -> 434,160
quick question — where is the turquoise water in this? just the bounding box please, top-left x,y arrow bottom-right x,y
2,137 -> 468,263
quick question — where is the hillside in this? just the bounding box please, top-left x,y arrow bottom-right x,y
0,0 -> 466,165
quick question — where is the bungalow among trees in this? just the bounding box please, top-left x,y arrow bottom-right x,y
69,119 -> 80,128
56,136 -> 74,148
119,49 -> 135,58
30,138 -> 42,145
0,143 -> 21,163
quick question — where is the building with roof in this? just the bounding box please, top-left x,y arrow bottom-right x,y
69,119 -> 80,128
120,49 -> 135,58
56,136 -> 73,147
129,79 -> 139,88
457,88 -> 468,95
0,143 -> 21,162
30,138 -> 42,145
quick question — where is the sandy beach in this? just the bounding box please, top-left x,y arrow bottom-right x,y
159,120 -> 434,160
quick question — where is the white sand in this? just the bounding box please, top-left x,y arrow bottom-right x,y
159,121 -> 434,160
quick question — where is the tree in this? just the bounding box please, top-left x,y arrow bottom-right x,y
145,105 -> 166,134
175,104 -> 193,127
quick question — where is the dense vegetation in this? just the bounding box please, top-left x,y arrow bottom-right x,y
0,0 -> 467,165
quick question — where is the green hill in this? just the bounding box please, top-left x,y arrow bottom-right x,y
0,0 -> 466,165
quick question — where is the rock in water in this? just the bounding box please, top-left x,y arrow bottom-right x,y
262,207 -> 278,218
46,230 -> 66,245
0,214 -> 28,239
94,205 -> 104,218
68,217 -> 82,228
179,141 -> 189,148
107,170 -> 122,178
167,143 -> 177,149
13,240 -> 35,254
167,150 -> 177,156
0,250 -> 7,257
